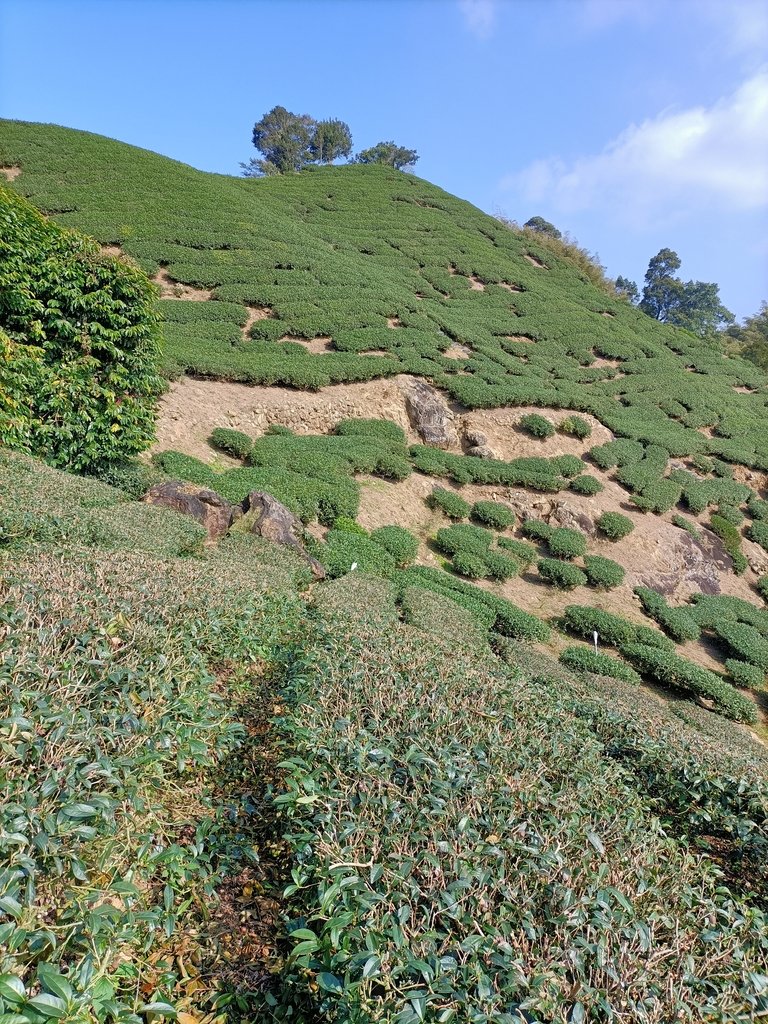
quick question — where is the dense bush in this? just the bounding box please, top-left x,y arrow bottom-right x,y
725,658 -> 765,689
370,525 -> 418,566
747,520 -> 768,553
590,439 -> 645,470
318,528 -> 397,579
634,587 -> 701,643
426,487 -> 470,520
559,415 -> 592,439
559,645 -> 641,683
335,418 -> 406,442
520,518 -> 552,542
758,576 -> 768,603
434,523 -> 492,559
519,412 -> 555,438
497,535 -> 538,566
484,550 -> 522,581
452,550 -> 488,578
714,620 -> 768,670
560,604 -> 675,652
570,474 -> 603,496
538,557 -> 587,589
0,186 -> 162,470
620,643 -> 757,723
672,513 -> 701,539
596,511 -> 635,540
209,426 -> 254,459
688,593 -> 768,636
583,554 -> 624,589
546,526 -> 587,560
471,499 -> 515,529
710,513 -> 748,574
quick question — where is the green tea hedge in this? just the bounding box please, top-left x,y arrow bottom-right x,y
538,557 -> 587,589
583,555 -> 624,590
471,500 -> 515,529
596,511 -> 635,540
559,645 -> 641,683
427,487 -> 470,520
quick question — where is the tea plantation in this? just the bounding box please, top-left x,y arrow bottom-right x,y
2,120 -> 768,1023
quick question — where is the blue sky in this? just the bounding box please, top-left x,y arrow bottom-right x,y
1,0 -> 765,319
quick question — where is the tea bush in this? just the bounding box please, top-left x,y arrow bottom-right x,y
620,643 -> 757,723
370,525 -> 418,566
559,645 -> 641,683
538,557 -> 587,589
520,412 -> 555,438
497,535 -> 538,566
560,605 -> 675,651
570,474 -> 603,496
747,520 -> 768,553
559,415 -> 592,439
634,587 -> 701,643
689,593 -> 768,636
520,518 -> 552,542
596,511 -> 635,540
209,426 -> 254,459
758,576 -> 768,602
672,513 -> 701,539
0,186 -> 162,471
725,658 -> 766,689
583,554 -> 624,590
452,550 -> 488,578
546,526 -> 587,559
710,513 -> 748,574
427,487 -> 470,520
470,499 -> 515,529
483,549 -> 522,581
714,621 -> 768,671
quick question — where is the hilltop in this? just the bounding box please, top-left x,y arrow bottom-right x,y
1,120 -> 768,1022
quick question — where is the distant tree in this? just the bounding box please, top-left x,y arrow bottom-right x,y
242,105 -> 316,176
309,118 -> 353,164
639,248 -> 733,336
524,216 -> 562,240
615,275 -> 639,303
354,141 -> 419,170
726,301 -> 768,370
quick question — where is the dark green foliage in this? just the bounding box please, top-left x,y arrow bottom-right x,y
583,555 -> 624,590
452,550 -> 488,578
630,478 -> 682,514
596,511 -> 635,540
748,495 -> 768,521
672,514 -> 701,539
546,526 -> 587,560
620,643 -> 756,723
590,439 -> 645,470
246,105 -> 317,175
524,215 -> 562,239
483,550 -> 522,581
639,248 -> 733,336
354,140 -> 418,169
434,523 -> 493,559
538,557 -> 587,589
520,518 -> 552,542
317,528 -> 397,579
209,427 -> 254,459
559,414 -> 591,439
470,500 -> 515,529
520,412 -> 555,438
758,576 -> 768,603
497,535 -> 538,566
0,185 -> 162,471
570,474 -> 603,496
725,659 -> 765,690
411,447 -> 572,492
688,593 -> 768,636
677,476 -> 751,515
90,459 -> 165,499
747,520 -> 768,553
634,587 -> 701,643
716,504 -> 744,526
710,513 -> 748,574
370,525 -> 418,566
332,515 -> 368,535
427,486 -> 470,520
714,621 -> 768,671
560,604 -> 674,652
560,645 -> 641,684
335,418 -> 406,443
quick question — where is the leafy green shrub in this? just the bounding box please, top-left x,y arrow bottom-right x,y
336,418 -> 406,442
546,526 -> 587,560
620,643 -> 757,723
710,513 -> 748,574
492,601 -> 550,641
374,451 -> 411,480
520,412 -> 555,438
630,479 -> 682,514
0,186 -> 162,470
713,621 -> 768,670
370,525 -> 418,566
427,487 -> 470,520
318,529 -> 397,579
497,536 -> 538,566
570,474 -> 603,496
634,587 -> 701,643
758,576 -> 768,603
716,504 -> 745,526
538,557 -> 587,589
559,415 -> 592,439
453,550 -> 488,578
434,523 -> 493,558
688,593 -> 768,635
747,520 -> 768,553
596,511 -> 635,540
560,605 -> 674,651
748,496 -> 768,521
333,516 -> 368,535
521,518 -> 552,542
560,645 -> 641,684
590,439 -> 645,470
209,427 -> 254,459
90,459 -> 165,499
672,514 -> 701,539
484,550 -> 522,581
583,555 -> 624,590
471,500 -> 515,529
725,659 -> 765,690
399,586 -> 482,642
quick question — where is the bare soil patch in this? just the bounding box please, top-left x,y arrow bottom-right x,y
387,316 -> 402,329
469,276 -> 485,292
503,334 -> 535,343
599,311 -> 616,318
153,269 -> 212,301
524,253 -> 547,269
0,166 -> 21,181
444,343 -> 471,360
100,244 -> 124,258
242,305 -> 275,339
278,334 -> 334,354
498,282 -> 523,293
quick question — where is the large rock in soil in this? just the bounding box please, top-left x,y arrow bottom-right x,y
141,481 -> 235,541
405,380 -> 459,448
242,491 -> 326,579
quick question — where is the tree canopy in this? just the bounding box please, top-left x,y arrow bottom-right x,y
632,248 -> 734,337
354,141 -> 419,170
726,301 -> 768,370
309,118 -> 353,164
524,216 -> 562,240
242,106 -> 353,176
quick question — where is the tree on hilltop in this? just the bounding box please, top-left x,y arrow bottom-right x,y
524,216 -> 562,240
638,248 -> 733,337
615,275 -> 639,303
242,105 -> 316,176
354,141 -> 419,170
310,118 -> 353,164
725,301 -> 768,370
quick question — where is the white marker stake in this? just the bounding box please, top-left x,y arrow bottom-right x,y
593,630 -> 599,655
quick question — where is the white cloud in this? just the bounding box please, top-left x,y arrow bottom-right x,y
457,0 -> 496,40
505,69 -> 768,227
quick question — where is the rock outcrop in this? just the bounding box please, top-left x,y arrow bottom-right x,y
405,380 -> 458,448
242,491 -> 326,579
141,481 -> 236,541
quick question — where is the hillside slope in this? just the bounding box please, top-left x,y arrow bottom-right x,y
2,120 -> 767,466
